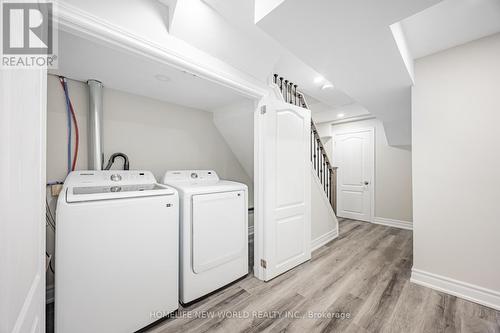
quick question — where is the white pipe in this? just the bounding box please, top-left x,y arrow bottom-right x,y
87,80 -> 104,170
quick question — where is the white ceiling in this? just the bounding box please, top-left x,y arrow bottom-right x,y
272,50 -> 356,109
310,103 -> 370,124
401,0 -> 500,59
53,0 -> 500,142
169,0 -> 358,116
256,0 -> 442,145
51,30 -> 250,111
55,0 -> 360,120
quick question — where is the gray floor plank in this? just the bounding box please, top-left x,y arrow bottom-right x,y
45,219 -> 500,333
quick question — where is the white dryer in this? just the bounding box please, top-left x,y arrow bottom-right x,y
55,170 -> 178,333
162,170 -> 248,304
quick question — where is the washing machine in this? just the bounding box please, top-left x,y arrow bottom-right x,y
162,170 -> 248,304
55,170 -> 178,333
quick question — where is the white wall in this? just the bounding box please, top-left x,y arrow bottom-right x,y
412,33 -> 500,308
316,119 -> 413,222
46,75 -> 252,189
213,99 -> 255,177
311,168 -> 338,243
46,75 -> 253,286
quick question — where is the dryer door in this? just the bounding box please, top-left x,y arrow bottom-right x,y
192,190 -> 246,274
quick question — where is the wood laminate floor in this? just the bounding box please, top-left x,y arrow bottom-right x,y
46,219 -> 500,333
148,219 -> 500,333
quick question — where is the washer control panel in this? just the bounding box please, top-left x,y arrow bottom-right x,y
110,174 -> 122,182
69,170 -> 157,186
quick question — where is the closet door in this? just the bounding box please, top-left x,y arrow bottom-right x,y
0,68 -> 47,332
334,129 -> 374,222
254,102 -> 311,281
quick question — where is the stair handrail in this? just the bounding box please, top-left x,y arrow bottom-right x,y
311,121 -> 334,169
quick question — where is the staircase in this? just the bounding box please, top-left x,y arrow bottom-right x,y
273,73 -> 338,214
213,74 -> 338,215
311,121 -> 337,214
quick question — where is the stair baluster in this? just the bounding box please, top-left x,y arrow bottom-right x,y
311,120 -> 337,214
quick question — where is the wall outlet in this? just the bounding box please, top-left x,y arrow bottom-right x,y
50,184 -> 63,197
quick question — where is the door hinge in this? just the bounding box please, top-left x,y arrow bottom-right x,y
260,105 -> 267,114
260,259 -> 267,269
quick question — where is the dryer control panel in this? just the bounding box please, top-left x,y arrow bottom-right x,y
163,170 -> 219,184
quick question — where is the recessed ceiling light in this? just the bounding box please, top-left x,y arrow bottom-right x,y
314,76 -> 324,84
154,74 -> 171,82
322,83 -> 334,90
337,113 -> 345,118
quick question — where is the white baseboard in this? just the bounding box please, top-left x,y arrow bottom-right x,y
311,228 -> 339,252
372,217 -> 412,230
46,284 -> 54,304
411,268 -> 500,311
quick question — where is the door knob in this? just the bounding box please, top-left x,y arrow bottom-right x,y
364,181 -> 369,185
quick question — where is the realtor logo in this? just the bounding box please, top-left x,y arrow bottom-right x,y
1,1 -> 57,68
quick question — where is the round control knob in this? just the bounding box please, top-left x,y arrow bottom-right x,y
110,174 -> 122,182
110,186 -> 122,192
190,172 -> 198,179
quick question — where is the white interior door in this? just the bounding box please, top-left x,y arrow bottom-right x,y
334,129 -> 374,222
254,101 -> 311,281
0,69 -> 47,332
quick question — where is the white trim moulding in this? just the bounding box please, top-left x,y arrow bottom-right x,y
53,1 -> 268,100
411,268 -> 500,311
372,217 -> 413,230
311,229 -> 339,252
